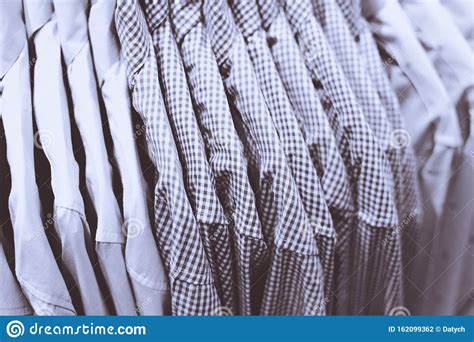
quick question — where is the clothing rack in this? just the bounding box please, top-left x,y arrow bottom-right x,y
0,0 -> 472,316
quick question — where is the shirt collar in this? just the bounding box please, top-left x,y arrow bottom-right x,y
335,0 -> 363,39
169,0 -> 202,45
89,0 -> 121,83
278,0 -> 311,32
141,0 -> 168,33
229,0 -> 261,41
23,0 -> 53,38
202,0 -> 236,66
257,0 -> 280,32
0,0 -> 28,78
52,0 -> 89,65
115,0 -> 152,87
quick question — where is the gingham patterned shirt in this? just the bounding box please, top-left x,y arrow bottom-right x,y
334,0 -> 363,39
115,0 -> 221,315
358,23 -> 419,218
324,0 -> 418,231
170,0 -> 268,315
203,0 -> 325,316
311,0 -> 410,223
280,0 -> 403,315
313,4 -> 411,308
358,22 -> 420,289
230,0 -> 334,313
140,0 -> 236,313
257,0 -> 358,314
336,0 -> 420,275
312,0 -> 393,152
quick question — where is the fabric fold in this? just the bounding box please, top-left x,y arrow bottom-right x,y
313,0 -> 413,232
280,0 -> 402,315
0,1 -> 27,78
366,0 -> 465,314
258,2 -> 357,314
24,0 -> 108,315
116,0 -> 221,315
400,0 -> 474,315
230,0 -> 335,313
53,0 -> 137,315
440,0 -> 474,51
88,0 -> 171,316
171,0 -> 267,315
203,0 -> 325,316
335,0 -> 421,312
0,241 -> 32,315
0,0 -> 75,315
141,0 -> 235,312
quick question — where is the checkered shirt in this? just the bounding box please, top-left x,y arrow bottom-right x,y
334,0 -> 420,275
335,0 -> 420,219
170,0 -> 269,315
312,0 -> 392,149
313,3 -> 413,299
256,0 -> 280,32
203,0 -> 327,315
231,0 -> 335,311
257,1 -> 358,314
140,0 -> 237,312
115,0 -> 221,315
312,0 -> 409,215
351,9 -> 420,276
280,0 -> 403,315
335,0 -> 363,39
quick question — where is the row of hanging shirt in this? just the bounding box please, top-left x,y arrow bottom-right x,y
0,0 -> 472,316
